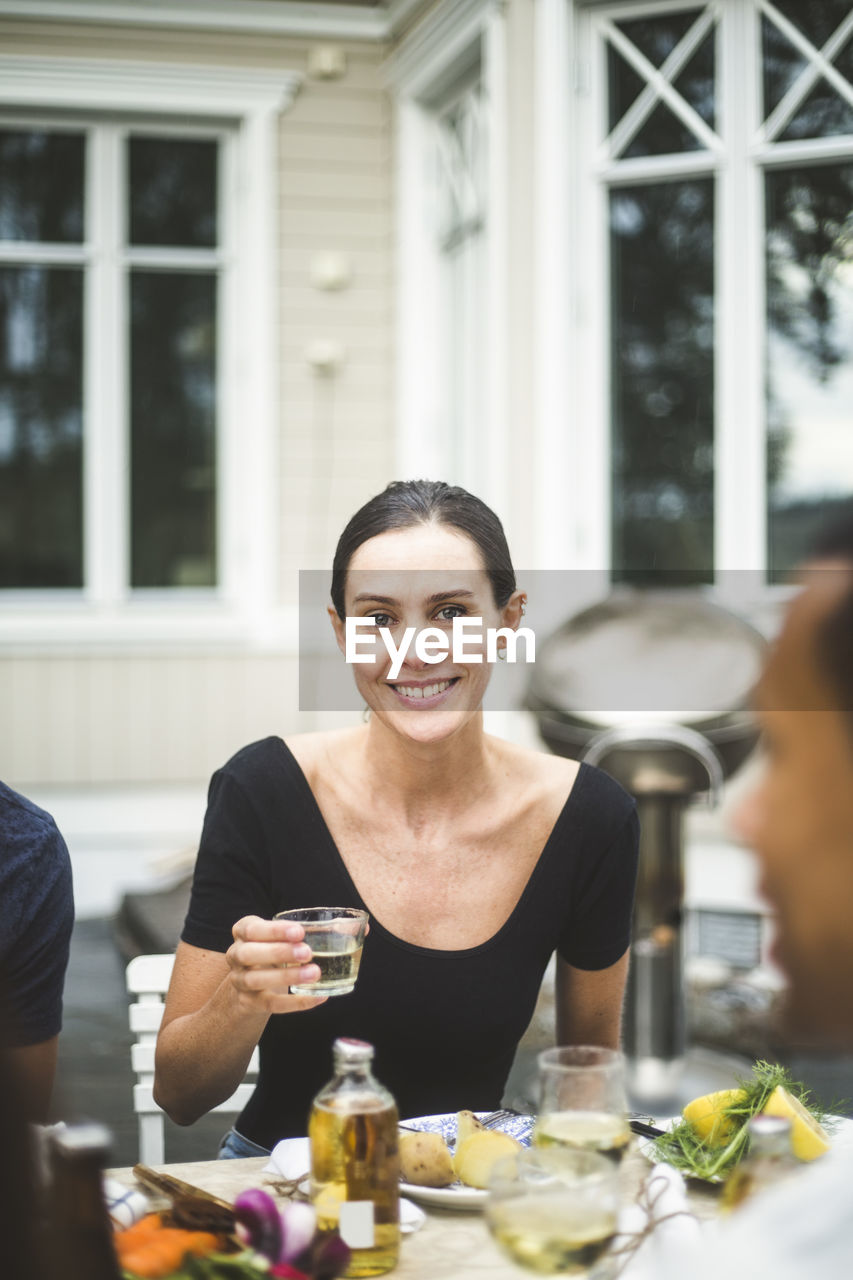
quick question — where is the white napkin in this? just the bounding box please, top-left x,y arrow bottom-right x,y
264,1137 -> 426,1234
265,1136 -> 310,1180
103,1176 -> 150,1230
614,1163 -> 702,1277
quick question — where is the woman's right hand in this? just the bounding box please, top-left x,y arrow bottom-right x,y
225,915 -> 329,1013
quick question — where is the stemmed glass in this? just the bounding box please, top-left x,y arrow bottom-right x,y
534,1046 -> 631,1163
485,1147 -> 620,1276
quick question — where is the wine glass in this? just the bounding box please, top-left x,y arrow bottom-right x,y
534,1046 -> 631,1163
485,1147 -> 619,1275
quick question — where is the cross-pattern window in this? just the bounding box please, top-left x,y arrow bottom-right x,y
580,0 -> 853,582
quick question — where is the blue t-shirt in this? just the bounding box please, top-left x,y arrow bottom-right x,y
0,780 -> 74,1046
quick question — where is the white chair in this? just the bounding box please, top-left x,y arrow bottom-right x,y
126,953 -> 259,1165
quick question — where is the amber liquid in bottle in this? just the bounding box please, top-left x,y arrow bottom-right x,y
722,1114 -> 802,1212
309,1039 -> 400,1277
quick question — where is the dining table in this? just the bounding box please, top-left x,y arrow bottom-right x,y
108,1143 -> 723,1279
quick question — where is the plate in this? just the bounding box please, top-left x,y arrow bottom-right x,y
399,1112 -> 534,1211
636,1116 -> 724,1184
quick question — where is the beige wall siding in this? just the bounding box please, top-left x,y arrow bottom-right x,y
0,18 -> 392,786
0,652 -> 319,787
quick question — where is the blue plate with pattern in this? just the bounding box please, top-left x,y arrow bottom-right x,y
399,1111 -> 534,1210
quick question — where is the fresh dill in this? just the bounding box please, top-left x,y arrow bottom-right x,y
649,1060 -> 839,1182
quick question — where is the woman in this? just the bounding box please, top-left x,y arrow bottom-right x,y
154,481 -> 639,1155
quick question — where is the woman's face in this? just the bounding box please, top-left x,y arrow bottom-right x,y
329,522 -> 523,744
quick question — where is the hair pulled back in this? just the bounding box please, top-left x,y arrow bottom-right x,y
331,479 -> 516,619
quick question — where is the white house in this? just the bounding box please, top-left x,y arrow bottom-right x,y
1,0 -> 851,924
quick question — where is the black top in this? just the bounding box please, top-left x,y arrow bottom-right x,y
181,737 -> 639,1146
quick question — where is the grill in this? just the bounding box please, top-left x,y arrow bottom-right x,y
528,593 -> 766,1103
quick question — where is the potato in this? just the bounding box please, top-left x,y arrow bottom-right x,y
399,1130 -> 455,1187
456,1110 -> 485,1146
452,1130 -> 522,1189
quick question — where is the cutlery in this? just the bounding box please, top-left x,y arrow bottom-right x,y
628,1119 -> 666,1139
132,1163 -> 234,1211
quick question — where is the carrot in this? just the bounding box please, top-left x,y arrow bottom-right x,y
114,1213 -> 164,1250
116,1223 -> 220,1277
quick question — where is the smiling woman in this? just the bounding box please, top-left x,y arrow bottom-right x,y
153,480 -> 640,1153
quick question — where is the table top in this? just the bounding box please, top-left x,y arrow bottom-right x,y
109,1148 -> 721,1280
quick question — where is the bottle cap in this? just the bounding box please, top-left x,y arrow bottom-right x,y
748,1114 -> 791,1135
333,1037 -> 374,1064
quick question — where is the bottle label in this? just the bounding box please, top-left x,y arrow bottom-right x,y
339,1200 -> 375,1249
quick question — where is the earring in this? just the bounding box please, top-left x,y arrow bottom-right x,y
497,646 -> 507,661
520,595 -> 527,617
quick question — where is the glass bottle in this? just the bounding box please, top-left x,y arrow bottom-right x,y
722,1113 -> 802,1211
309,1038 -> 400,1277
47,1123 -> 123,1280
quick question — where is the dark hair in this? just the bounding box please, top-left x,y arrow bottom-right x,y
809,502 -> 853,560
808,507 -> 853,716
331,479 -> 516,619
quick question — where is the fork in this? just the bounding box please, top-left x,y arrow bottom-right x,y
479,1107 -> 523,1129
398,1107 -> 523,1135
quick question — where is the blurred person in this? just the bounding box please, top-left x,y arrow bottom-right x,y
0,779 -> 75,1121
656,546 -> 853,1278
154,480 -> 639,1154
0,1014 -> 46,1279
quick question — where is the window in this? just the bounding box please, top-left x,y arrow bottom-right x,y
392,0 -> 509,515
0,125 -> 222,592
0,55 -> 300,645
569,0 -> 853,581
0,128 -> 85,588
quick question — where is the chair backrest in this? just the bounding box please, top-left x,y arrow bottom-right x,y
126,953 -> 259,1165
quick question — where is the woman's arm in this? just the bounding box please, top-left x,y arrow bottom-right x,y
554,949 -> 630,1049
154,916 -> 325,1125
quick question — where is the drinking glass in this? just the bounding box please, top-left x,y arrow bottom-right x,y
485,1147 -> 619,1275
534,1046 -> 631,1163
274,906 -> 368,996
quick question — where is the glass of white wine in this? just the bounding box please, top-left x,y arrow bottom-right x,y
534,1046 -> 631,1163
275,906 -> 368,996
485,1147 -> 619,1276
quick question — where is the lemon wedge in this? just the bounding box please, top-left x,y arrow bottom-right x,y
762,1085 -> 831,1161
682,1088 -> 748,1146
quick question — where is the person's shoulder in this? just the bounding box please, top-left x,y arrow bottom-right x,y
284,726 -> 364,787
490,738 -> 580,793
0,778 -> 66,848
575,761 -> 636,815
486,739 -> 636,836
220,736 -> 289,774
213,728 -> 362,793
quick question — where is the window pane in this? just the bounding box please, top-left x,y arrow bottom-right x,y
772,0 -> 851,50
610,180 -> 715,583
0,266 -> 83,586
780,81 -> 853,141
762,2 -> 853,140
130,271 -> 217,588
608,25 -> 715,159
616,11 -> 697,70
0,130 -> 85,243
766,164 -> 853,576
128,137 -> 218,248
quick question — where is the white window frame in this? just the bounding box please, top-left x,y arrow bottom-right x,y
0,55 -> 301,650
389,0 -> 510,519
538,0 -> 853,587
